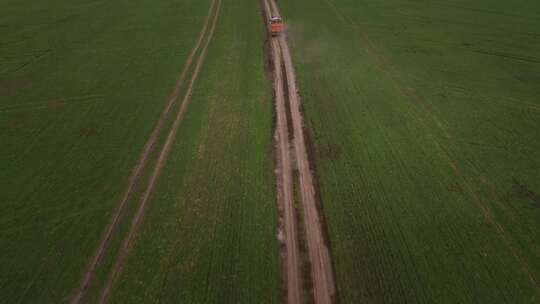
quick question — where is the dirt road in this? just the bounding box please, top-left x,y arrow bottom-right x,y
263,0 -> 336,302
272,37 -> 302,304
70,0 -> 219,303
280,33 -> 336,304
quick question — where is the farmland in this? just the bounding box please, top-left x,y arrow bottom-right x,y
2,0 -> 540,302
278,0 -> 540,302
1,0 -> 206,301
1,0 -> 278,303
104,0 -> 280,302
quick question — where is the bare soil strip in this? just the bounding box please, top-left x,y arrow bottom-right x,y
272,38 -> 303,304
261,1 -> 304,302
97,0 -> 222,302
70,1 -> 217,303
263,0 -> 337,302
280,34 -> 336,304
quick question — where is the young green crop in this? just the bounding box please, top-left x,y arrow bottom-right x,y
0,0 -> 214,302
279,0 -> 540,302
105,0 -> 280,302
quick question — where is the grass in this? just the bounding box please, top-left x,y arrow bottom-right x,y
0,0 -> 215,302
104,0 -> 281,302
278,0 -> 540,302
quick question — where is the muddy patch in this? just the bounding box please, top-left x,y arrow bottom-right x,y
503,179 -> 540,208
0,78 -> 31,97
318,142 -> 342,160
47,100 -> 66,109
447,182 -> 464,194
281,61 -> 294,142
79,125 -> 98,138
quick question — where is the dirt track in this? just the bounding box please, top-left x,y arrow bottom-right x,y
271,38 -> 302,304
97,0 -> 222,302
70,0 -> 219,303
263,0 -> 336,302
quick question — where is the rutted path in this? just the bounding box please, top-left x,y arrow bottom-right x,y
70,0 -> 220,302
98,0 -> 222,301
280,32 -> 336,304
271,37 -> 302,304
262,0 -> 337,303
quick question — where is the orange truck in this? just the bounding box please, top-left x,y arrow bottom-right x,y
270,16 -> 284,36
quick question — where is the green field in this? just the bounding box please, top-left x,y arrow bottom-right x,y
1,0 -> 278,302
279,0 -> 540,302
3,0 -> 540,302
106,0 -> 280,302
1,0 -> 209,301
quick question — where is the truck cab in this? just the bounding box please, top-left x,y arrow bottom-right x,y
270,16 -> 284,36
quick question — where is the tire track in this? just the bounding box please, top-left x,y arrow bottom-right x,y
97,0 -> 222,302
271,37 -> 303,304
279,34 -> 336,304
262,0 -> 337,302
70,1 -> 218,303
261,2 -> 303,303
